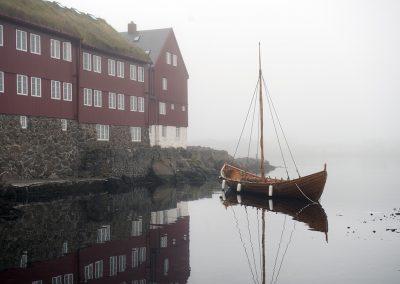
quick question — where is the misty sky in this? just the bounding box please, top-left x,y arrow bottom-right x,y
57,0 -> 400,157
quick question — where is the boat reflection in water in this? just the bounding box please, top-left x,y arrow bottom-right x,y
0,187 -> 195,284
220,191 -> 328,284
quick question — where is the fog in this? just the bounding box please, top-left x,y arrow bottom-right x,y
58,0 -> 400,159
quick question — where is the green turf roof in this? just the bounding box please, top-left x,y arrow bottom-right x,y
0,0 -> 151,63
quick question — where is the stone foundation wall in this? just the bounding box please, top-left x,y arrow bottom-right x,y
0,115 -> 150,180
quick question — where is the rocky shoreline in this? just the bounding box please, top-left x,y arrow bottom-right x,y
0,146 -> 275,202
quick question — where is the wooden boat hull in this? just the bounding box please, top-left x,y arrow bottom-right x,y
220,163 -> 327,201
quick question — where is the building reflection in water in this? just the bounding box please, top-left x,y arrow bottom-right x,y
0,187 -> 191,284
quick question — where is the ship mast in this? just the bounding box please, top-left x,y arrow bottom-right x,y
258,43 -> 265,179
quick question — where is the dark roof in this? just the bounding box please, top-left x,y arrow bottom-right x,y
121,28 -> 172,63
0,0 -> 151,63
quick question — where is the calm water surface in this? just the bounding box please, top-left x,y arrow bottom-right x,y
0,155 -> 399,283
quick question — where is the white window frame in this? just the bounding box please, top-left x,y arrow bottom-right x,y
131,219 -> 142,236
93,55 -> 102,73
17,74 -> 28,96
163,258 -> 169,276
118,255 -> 126,272
0,71 -> 4,93
139,247 -> 146,263
116,61 -> 124,78
108,92 -> 116,109
108,59 -> 115,76
50,39 -> 60,59
32,281 -> 43,284
83,88 -> 92,106
159,102 -> 166,115
93,90 -> 102,107
96,124 -> 109,141
138,97 -> 145,112
20,116 -> 27,129
171,104 -> 175,110
31,77 -> 41,97
63,274 -> 73,284
109,256 -> 117,276
176,127 -> 180,138
83,52 -> 91,71
84,264 -> 93,281
95,260 -> 103,279
130,64 -> 137,80
162,77 -> 168,91
130,96 -> 137,111
138,66 -> 144,82
132,249 -> 139,268
61,119 -> 68,131
182,105 -> 186,112
130,127 -> 141,142
51,80 -> 61,100
0,25 -> 3,47
162,126 -> 167,137
117,93 -> 125,110
160,235 -> 168,248
62,42 -> 72,61
51,275 -> 62,284
16,29 -> 27,51
172,54 -> 178,66
30,33 -> 41,55
166,52 -> 172,64
63,82 -> 72,101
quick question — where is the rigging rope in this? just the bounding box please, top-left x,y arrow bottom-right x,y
270,215 -> 287,283
246,88 -> 258,170
231,207 -> 258,284
262,75 -> 301,178
233,78 -> 260,159
245,206 -> 260,284
264,82 -> 290,179
256,209 -> 262,279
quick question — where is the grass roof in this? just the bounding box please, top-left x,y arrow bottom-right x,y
0,0 -> 150,63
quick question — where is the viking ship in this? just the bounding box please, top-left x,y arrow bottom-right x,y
220,44 -> 327,202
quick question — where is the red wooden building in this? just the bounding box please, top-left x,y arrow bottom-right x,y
122,23 -> 189,148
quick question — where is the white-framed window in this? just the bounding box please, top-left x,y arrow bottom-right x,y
62,241 -> 68,254
118,255 -> 126,272
130,64 -> 137,80
176,127 -> 180,138
138,97 -> 145,112
0,71 -> 4,93
32,280 -> 43,284
63,274 -> 73,284
20,116 -> 27,129
131,219 -> 142,236
51,275 -> 62,284
163,258 -> 169,276
62,42 -> 72,61
16,74 -> 28,95
166,52 -> 171,65
30,34 -> 41,55
0,25 -> 3,46
84,263 -> 93,282
108,92 -> 116,109
132,249 -> 138,268
139,247 -> 146,263
117,61 -> 124,78
83,52 -> 91,71
51,80 -> 61,100
162,77 -> 167,90
130,96 -> 137,111
93,55 -> 101,73
160,235 -> 168,248
50,39 -> 60,59
96,124 -> 109,141
16,29 -> 27,51
83,88 -> 92,106
109,256 -> 117,276
61,119 -> 67,131
172,54 -> 178,66
117,93 -> 125,110
159,102 -> 166,115
182,105 -> 186,112
108,59 -> 115,76
130,127 -> 141,142
97,225 -> 110,243
63,82 -> 72,101
138,66 -> 144,82
95,260 -> 103,279
162,126 -> 167,137
93,90 -> 102,107
171,104 -> 175,110
31,77 -> 41,97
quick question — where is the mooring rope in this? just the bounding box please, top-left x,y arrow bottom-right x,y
295,183 -> 318,204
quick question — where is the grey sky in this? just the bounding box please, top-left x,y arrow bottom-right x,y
57,0 -> 400,157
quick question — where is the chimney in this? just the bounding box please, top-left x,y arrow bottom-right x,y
128,21 -> 137,34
